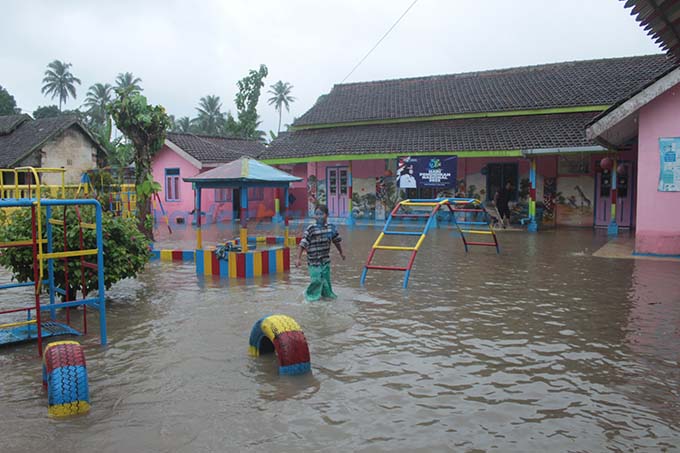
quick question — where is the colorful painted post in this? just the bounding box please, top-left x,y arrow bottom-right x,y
347,161 -> 355,225
283,186 -> 290,246
240,185 -> 249,252
528,158 -> 538,232
195,187 -> 203,249
608,158 -> 619,236
273,187 -> 282,223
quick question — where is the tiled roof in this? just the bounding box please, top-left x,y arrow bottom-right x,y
0,114 -> 30,135
166,132 -> 265,165
266,112 -> 598,160
0,114 -> 103,167
622,1 -> 680,59
294,54 -> 677,126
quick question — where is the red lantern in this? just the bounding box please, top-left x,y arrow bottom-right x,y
616,163 -> 627,175
600,157 -> 613,171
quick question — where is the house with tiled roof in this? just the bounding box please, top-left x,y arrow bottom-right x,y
266,54 -> 677,228
0,114 -> 106,184
581,0 -> 680,256
151,132 -> 269,224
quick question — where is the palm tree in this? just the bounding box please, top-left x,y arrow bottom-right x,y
115,72 -> 143,95
174,116 -> 193,133
267,81 -> 295,134
83,83 -> 113,125
41,60 -> 81,111
195,95 -> 225,135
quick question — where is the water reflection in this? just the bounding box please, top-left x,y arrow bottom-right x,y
1,228 -> 680,451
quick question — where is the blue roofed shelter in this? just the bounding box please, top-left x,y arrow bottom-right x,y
183,156 -> 301,251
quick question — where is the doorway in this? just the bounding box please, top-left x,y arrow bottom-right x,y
327,166 -> 349,217
594,161 -> 634,228
232,188 -> 241,220
485,163 -> 518,202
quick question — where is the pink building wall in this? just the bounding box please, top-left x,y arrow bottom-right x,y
636,82 -> 680,255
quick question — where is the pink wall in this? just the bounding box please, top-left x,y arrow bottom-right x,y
636,82 -> 680,255
152,146 -> 200,221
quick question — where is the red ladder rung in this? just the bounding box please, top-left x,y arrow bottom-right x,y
365,265 -> 409,271
82,262 -> 98,270
392,213 -> 431,218
466,241 -> 496,246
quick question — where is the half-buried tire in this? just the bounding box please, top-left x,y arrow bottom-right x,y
249,315 -> 311,375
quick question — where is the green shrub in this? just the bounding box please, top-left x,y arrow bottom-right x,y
0,206 -> 150,297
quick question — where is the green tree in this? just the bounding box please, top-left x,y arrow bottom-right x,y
83,83 -> 113,126
234,64 -> 268,139
267,81 -> 295,134
0,207 -> 151,299
173,116 -> 194,133
115,72 -> 143,95
195,95 -> 225,135
32,105 -> 61,119
0,85 -> 20,115
41,60 -> 81,111
109,89 -> 171,240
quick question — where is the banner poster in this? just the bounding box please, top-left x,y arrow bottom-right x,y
659,137 -> 680,192
396,156 -> 457,189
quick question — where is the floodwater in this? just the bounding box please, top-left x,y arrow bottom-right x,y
1,226 -> 680,452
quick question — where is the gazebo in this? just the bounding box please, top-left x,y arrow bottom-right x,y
183,157 -> 302,278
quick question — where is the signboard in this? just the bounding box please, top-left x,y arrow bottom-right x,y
396,156 -> 457,189
659,138 -> 680,192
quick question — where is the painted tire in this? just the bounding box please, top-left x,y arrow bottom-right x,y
249,315 -> 311,375
42,341 -> 90,417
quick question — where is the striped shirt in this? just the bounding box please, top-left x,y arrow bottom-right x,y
299,223 -> 341,266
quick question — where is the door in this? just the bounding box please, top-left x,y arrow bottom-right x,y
594,162 -> 634,228
327,167 -> 349,217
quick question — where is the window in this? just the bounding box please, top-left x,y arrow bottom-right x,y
215,188 -> 232,202
165,168 -> 180,202
248,187 -> 264,201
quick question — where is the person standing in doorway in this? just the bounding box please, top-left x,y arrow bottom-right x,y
494,181 -> 513,228
295,205 -> 345,301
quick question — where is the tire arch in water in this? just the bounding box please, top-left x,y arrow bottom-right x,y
248,315 -> 311,375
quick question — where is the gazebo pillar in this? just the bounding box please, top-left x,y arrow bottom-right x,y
273,188 -> 283,223
283,185 -> 290,246
195,187 -> 203,249
240,186 -> 249,252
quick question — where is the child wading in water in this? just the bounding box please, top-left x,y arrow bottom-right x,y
295,205 -> 345,301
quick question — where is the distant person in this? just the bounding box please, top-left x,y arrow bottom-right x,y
396,164 -> 417,189
494,182 -> 512,228
295,205 -> 345,301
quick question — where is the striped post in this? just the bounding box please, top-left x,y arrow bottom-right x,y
240,186 -> 248,252
528,158 -> 538,232
283,186 -> 289,246
608,158 -> 619,236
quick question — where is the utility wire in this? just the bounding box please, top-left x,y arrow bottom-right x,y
341,0 -> 420,83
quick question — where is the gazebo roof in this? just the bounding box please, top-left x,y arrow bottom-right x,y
183,156 -> 301,188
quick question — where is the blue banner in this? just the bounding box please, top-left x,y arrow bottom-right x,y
659,138 -> 680,192
396,156 -> 457,189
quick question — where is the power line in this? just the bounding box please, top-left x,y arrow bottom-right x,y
340,0 -> 420,83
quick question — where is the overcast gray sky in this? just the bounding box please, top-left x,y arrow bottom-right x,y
0,0 -> 661,134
